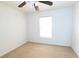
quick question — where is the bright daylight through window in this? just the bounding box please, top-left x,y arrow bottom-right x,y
40,17 -> 52,38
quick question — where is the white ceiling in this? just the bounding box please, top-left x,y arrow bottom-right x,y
0,1 -> 76,13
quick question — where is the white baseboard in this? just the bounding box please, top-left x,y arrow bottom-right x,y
0,40 -> 28,57
71,47 -> 79,57
28,41 -> 70,48
29,40 -> 70,47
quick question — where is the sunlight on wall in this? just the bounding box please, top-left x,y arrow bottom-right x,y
39,17 -> 52,38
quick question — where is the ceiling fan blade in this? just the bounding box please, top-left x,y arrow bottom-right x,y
34,3 -> 39,11
39,1 -> 53,6
18,1 -> 26,7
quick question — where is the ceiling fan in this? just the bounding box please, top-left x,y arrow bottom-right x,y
18,1 -> 53,11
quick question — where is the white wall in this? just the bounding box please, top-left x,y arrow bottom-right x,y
0,3 -> 28,56
27,7 -> 73,47
72,2 -> 79,57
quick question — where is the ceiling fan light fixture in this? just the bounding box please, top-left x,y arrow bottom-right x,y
18,1 -> 53,11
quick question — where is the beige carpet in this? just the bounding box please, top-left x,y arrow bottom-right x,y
1,42 -> 78,58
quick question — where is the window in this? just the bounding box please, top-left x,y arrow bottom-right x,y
39,17 -> 52,38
